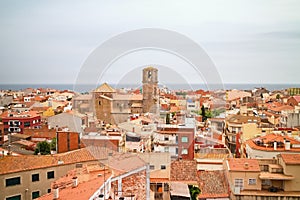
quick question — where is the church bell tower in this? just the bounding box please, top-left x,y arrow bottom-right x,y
142,67 -> 159,114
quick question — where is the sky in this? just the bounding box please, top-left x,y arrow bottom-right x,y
0,0 -> 300,86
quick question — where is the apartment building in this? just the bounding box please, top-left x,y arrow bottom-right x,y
224,155 -> 300,200
244,133 -> 300,159
0,147 -> 111,200
1,111 -> 41,134
153,125 -> 195,160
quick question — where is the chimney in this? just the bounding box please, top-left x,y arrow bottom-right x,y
285,140 -> 291,150
244,162 -> 249,169
72,176 -> 78,187
274,141 -> 277,150
53,185 -> 59,200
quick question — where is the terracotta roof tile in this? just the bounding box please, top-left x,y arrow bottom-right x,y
226,158 -> 260,172
0,146 -> 109,175
245,133 -> 300,152
197,170 -> 229,198
280,154 -> 300,165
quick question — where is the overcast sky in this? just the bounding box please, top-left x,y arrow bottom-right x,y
0,0 -> 300,86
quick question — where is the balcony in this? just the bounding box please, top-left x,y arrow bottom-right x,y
259,172 -> 294,181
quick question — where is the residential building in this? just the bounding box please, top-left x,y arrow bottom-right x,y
1,111 -> 41,134
244,133 -> 300,159
138,152 -> 171,200
280,110 -> 300,128
0,146 -> 109,200
38,152 -> 150,200
224,156 -> 300,199
154,124 -> 195,160
0,95 -> 13,107
225,115 -> 261,156
47,112 -> 87,133
37,163 -> 112,200
81,131 -> 124,152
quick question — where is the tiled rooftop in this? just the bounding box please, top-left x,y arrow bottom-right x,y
280,154 -> 300,165
93,83 -> 116,93
0,146 -> 109,175
246,133 -> 300,152
197,170 -> 229,199
1,110 -> 40,118
226,158 -> 260,172
38,164 -> 111,200
170,160 -> 197,182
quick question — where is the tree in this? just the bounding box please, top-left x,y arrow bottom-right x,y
188,185 -> 201,200
34,141 -> 51,155
50,137 -> 56,151
276,94 -> 281,100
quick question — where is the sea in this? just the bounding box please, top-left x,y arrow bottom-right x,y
0,83 -> 299,93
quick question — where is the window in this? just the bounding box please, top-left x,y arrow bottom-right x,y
234,178 -> 244,190
24,121 -> 30,127
181,148 -> 188,155
232,136 -> 236,142
32,191 -> 40,199
248,178 -> 256,185
47,171 -> 54,179
47,188 -> 51,193
98,101 -> 101,105
150,165 -> 155,170
164,147 -> 169,152
6,177 -> 21,187
262,179 -> 271,186
6,195 -> 21,200
164,183 -> 169,192
161,165 -> 166,170
164,136 -> 169,141
175,147 -> 178,155
32,173 -> 39,182
181,136 -> 188,143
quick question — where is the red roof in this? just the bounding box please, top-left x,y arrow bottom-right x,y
293,96 -> 300,103
280,154 -> 300,165
226,158 -> 260,172
245,133 -> 300,152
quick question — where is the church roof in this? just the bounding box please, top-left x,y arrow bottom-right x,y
93,83 -> 116,93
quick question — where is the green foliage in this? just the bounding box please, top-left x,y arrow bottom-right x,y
276,94 -> 281,100
188,185 -> 201,200
50,137 -> 56,151
34,141 -> 51,155
175,91 -> 187,97
193,107 -> 225,119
